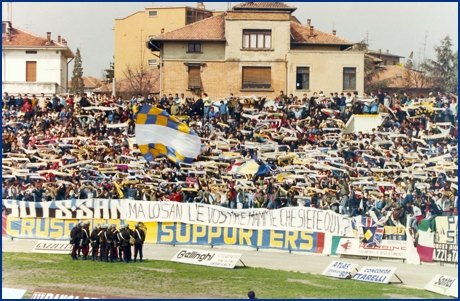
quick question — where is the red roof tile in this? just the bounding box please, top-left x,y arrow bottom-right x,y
290,22 -> 354,45
150,14 -> 225,41
2,27 -> 69,48
370,65 -> 435,89
233,2 -> 296,10
68,76 -> 106,89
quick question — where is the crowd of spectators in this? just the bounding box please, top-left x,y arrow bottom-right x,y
2,88 -> 458,234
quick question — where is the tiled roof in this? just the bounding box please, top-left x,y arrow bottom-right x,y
94,69 -> 160,94
150,14 -> 225,41
233,2 -> 296,9
370,65 -> 435,89
365,54 -> 383,63
367,49 -> 404,58
2,27 -> 68,48
290,22 -> 354,45
68,76 -> 105,89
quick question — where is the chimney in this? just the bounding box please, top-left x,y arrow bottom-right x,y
62,38 -> 67,45
310,26 -> 314,36
58,35 -> 61,43
307,19 -> 311,27
386,49 -> 389,54
197,2 -> 205,9
46,32 -> 51,42
332,30 -> 336,35
378,49 -> 381,54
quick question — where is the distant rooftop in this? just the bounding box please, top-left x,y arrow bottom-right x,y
232,2 -> 297,12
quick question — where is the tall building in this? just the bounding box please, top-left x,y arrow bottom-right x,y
147,2 -> 365,99
113,2 -> 220,81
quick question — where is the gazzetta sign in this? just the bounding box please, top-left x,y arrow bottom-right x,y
424,274 -> 458,298
171,248 -> 243,269
351,266 -> 397,284
32,240 -> 73,254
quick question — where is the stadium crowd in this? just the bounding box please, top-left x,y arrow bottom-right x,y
2,89 -> 458,238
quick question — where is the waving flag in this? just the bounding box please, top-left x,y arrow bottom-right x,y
135,105 -> 201,164
362,226 -> 384,246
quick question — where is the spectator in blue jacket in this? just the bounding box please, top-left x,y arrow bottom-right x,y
213,100 -> 228,123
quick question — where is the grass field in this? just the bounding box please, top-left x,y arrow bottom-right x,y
2,252 -> 449,299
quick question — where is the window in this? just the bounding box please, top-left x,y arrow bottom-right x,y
242,67 -> 271,89
188,43 -> 201,53
186,10 -> 212,25
26,50 -> 37,54
2,23 -> 6,34
188,66 -> 201,89
296,67 -> 310,90
148,59 -> 157,66
149,11 -> 158,17
343,67 -> 356,90
242,30 -> 271,49
26,61 -> 37,82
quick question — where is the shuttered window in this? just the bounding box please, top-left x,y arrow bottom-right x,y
26,61 -> 37,82
242,67 -> 271,89
188,66 -> 201,89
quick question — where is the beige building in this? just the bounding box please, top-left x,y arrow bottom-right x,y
147,2 -> 365,99
367,49 -> 404,66
113,2 -> 219,80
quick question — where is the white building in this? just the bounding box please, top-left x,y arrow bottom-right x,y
2,21 -> 75,95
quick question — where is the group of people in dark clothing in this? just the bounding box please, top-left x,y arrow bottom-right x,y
69,222 -> 145,263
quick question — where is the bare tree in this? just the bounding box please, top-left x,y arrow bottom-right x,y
403,52 -> 435,96
122,63 -> 155,98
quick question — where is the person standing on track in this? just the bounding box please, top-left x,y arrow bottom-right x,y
90,225 -> 100,261
105,224 -> 115,262
80,221 -> 91,260
69,222 -> 81,260
99,224 -> 107,262
119,224 -> 131,264
133,223 -> 145,262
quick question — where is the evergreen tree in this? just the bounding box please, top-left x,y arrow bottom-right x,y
422,35 -> 458,93
70,48 -> 84,94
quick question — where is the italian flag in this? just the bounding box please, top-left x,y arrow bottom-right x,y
416,219 -> 435,262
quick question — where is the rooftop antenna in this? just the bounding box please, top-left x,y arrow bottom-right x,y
365,31 -> 374,47
422,31 -> 428,62
332,21 -> 335,31
6,2 -> 12,23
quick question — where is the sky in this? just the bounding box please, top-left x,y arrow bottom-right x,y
3,2 -> 458,79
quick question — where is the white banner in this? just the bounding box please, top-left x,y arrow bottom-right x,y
424,274 -> 458,298
171,248 -> 243,269
3,199 -> 122,219
2,288 -> 27,299
32,240 -> 73,254
123,201 -> 354,236
321,261 -> 358,279
352,266 -> 397,284
336,238 -> 407,259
